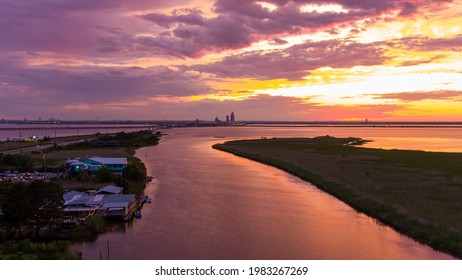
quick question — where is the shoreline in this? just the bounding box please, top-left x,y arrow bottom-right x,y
213,137 -> 462,259
0,130 -> 161,259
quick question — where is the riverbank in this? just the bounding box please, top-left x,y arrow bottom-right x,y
213,136 -> 462,259
0,130 -> 160,259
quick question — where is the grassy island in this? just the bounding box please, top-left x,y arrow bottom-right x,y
213,136 -> 462,259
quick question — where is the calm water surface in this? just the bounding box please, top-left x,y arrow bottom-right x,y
76,126 -> 460,259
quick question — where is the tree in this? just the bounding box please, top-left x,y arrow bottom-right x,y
0,154 -> 33,171
0,181 -> 29,237
126,166 -> 145,182
25,180 -> 64,240
95,167 -> 115,183
0,180 -> 63,240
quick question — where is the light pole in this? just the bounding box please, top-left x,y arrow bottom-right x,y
43,153 -> 47,172
19,130 -> 22,154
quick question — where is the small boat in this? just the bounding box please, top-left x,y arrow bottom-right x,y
134,211 -> 142,218
141,196 -> 152,204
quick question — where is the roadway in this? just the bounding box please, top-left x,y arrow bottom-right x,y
2,138 -> 95,155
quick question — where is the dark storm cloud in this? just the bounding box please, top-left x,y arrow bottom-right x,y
190,40 -> 387,80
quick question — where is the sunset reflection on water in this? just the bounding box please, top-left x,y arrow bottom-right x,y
76,126 -> 458,259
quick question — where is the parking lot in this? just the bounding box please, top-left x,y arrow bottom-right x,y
0,171 -> 61,183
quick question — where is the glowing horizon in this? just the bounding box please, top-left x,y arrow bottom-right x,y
0,0 -> 461,121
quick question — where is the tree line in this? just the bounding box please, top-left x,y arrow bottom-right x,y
0,180 -> 63,240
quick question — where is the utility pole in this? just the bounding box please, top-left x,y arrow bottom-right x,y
107,240 -> 110,260
43,153 -> 47,172
19,130 -> 22,154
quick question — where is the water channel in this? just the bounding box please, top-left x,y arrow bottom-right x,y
76,126 -> 460,259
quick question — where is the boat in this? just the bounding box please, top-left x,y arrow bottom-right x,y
142,195 -> 152,204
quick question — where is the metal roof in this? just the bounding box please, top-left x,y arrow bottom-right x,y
62,192 -> 135,212
100,202 -> 130,209
97,185 -> 123,195
64,206 -> 100,212
103,194 -> 135,203
63,190 -> 86,200
86,157 -> 127,165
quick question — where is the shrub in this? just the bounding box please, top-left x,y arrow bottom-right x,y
85,215 -> 106,234
95,167 -> 115,183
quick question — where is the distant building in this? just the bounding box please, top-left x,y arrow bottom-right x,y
226,115 -> 229,122
230,112 -> 235,122
215,116 -> 219,123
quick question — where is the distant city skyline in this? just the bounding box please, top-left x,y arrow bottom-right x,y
215,111 -> 236,123
0,1 -> 461,121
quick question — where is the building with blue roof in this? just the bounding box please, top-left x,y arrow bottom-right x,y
63,186 -> 137,223
66,157 -> 127,174
96,185 -> 123,195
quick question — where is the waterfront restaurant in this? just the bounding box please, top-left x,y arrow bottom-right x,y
63,189 -> 137,223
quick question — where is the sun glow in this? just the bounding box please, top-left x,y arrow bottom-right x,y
355,14 -> 462,44
256,2 -> 278,12
300,4 -> 348,14
256,68 -> 462,106
388,100 -> 462,119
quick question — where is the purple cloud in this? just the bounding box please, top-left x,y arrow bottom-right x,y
138,0 -> 426,57
396,35 -> 462,51
191,39 -> 387,80
0,52 -> 211,119
399,2 -> 418,15
270,38 -> 289,45
138,14 -> 255,58
140,9 -> 207,28
0,0 -> 457,121
0,0 -> 190,56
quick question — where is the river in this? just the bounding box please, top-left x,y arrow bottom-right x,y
75,126 -> 460,259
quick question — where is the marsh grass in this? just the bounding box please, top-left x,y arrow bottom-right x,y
213,136 -> 462,258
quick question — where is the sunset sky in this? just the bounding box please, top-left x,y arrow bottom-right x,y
1,0 -> 461,121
